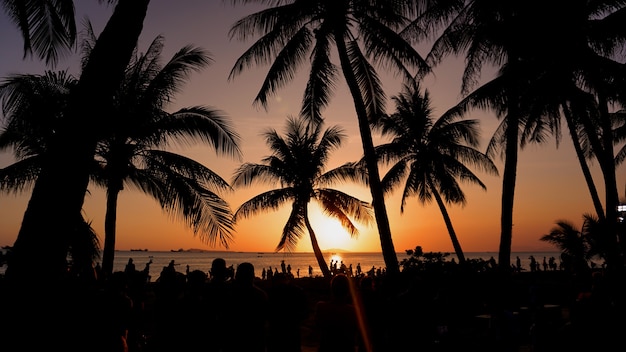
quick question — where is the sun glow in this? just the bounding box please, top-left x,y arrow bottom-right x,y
310,210 -> 356,251
330,253 -> 343,265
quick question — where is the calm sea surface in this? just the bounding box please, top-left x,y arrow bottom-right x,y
0,249 -> 566,281
108,250 -> 563,282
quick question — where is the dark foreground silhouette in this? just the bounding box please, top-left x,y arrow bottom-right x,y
0,259 -> 624,352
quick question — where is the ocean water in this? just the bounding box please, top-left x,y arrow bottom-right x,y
0,249 -> 568,281
109,250 -> 564,282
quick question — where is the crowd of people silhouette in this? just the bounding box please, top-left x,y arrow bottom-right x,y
23,255 -> 620,352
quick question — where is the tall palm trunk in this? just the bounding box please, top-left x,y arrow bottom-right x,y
6,0 -> 150,286
561,102 -> 605,221
498,96 -> 521,272
576,94 -> 623,272
596,98 -> 622,273
430,182 -> 466,264
102,184 -> 123,277
334,37 -> 399,274
304,215 -> 331,277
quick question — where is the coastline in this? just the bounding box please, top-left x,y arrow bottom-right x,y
0,250 -> 567,280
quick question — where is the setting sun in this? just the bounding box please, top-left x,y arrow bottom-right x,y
309,208 -> 361,251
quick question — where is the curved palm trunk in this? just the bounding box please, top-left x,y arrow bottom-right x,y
5,0 -> 150,286
102,186 -> 122,277
576,95 -> 623,273
334,37 -> 399,275
498,100 -> 521,272
304,215 -> 332,277
596,98 -> 622,273
561,102 -> 605,221
430,184 -> 466,264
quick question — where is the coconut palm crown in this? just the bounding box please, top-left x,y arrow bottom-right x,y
231,116 -> 374,277
228,0 -> 430,273
0,35 -> 242,277
90,35 -> 242,275
373,79 -> 498,264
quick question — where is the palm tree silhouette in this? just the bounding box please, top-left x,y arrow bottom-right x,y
372,80 -> 498,264
413,1 -> 626,271
533,3 -> 626,271
0,36 -> 242,277
0,70 -> 101,273
1,0 -> 77,66
540,213 -> 607,274
92,35 -> 241,276
7,0 -> 150,285
500,3 -> 626,270
231,116 -> 374,277
423,2 -> 539,271
228,1 -> 428,273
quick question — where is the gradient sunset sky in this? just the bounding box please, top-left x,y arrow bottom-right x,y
1,1 -> 624,253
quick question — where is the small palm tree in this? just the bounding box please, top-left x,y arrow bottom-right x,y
231,116 -> 374,277
540,214 -> 605,273
373,80 -> 498,264
91,35 -> 242,276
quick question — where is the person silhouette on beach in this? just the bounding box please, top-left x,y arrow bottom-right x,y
357,275 -> 384,352
209,258 -> 228,283
165,260 -> 177,274
141,258 -> 153,283
314,273 -> 359,352
222,262 -> 268,352
94,271 -> 134,352
125,258 -> 136,274
267,272 -> 308,352
205,258 -> 231,352
178,269 -> 211,351
529,255 -> 537,272
267,266 -> 274,280
151,265 -> 187,352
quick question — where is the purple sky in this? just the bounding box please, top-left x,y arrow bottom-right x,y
0,1 -> 621,253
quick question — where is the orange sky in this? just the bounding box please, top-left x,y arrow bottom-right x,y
1,1 -> 624,254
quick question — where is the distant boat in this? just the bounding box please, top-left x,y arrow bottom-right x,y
130,248 -> 148,252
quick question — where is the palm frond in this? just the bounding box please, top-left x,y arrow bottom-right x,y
276,205 -> 306,252
4,0 -> 77,66
316,188 -> 374,232
233,188 -> 294,221
346,40 -> 387,121
232,163 -> 285,188
144,44 -> 213,108
0,157 -> 41,194
156,106 -> 242,159
301,30 -> 337,124
252,27 -> 312,108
